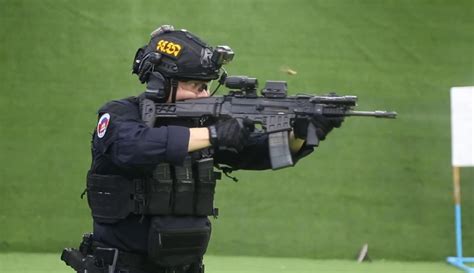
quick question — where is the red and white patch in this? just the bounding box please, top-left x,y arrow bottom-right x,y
97,113 -> 111,139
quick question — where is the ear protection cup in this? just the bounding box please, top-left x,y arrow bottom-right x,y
132,45 -> 146,75
133,51 -> 163,83
145,71 -> 170,101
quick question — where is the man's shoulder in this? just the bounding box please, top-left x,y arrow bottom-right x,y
98,96 -> 139,115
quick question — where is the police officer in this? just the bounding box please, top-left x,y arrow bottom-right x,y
61,25 -> 342,273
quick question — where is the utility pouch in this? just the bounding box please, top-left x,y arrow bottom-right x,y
148,216 -> 211,267
146,163 -> 173,215
86,171 -> 135,224
194,158 -> 217,216
173,156 -> 195,215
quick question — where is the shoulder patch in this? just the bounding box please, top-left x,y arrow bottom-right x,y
97,113 -> 111,138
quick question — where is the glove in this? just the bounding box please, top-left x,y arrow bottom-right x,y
293,115 -> 344,141
208,118 -> 254,152
312,115 -> 344,141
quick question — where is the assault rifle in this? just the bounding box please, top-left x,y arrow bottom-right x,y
141,76 -> 397,170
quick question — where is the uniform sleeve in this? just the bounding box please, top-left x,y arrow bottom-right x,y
214,133 -> 314,170
110,122 -> 189,167
93,99 -> 190,168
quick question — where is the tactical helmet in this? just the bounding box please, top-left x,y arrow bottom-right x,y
133,25 -> 234,83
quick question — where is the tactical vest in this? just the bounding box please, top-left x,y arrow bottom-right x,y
86,97 -> 218,224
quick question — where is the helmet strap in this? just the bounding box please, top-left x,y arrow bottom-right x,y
170,79 -> 179,103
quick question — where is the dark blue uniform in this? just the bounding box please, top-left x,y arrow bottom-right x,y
89,96 -> 313,255
91,96 -> 189,254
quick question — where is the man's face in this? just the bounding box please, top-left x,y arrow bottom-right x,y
172,80 -> 210,101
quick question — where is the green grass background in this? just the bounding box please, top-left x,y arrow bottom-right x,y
0,0 -> 473,262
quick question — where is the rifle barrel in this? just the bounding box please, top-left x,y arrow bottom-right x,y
346,110 -> 397,118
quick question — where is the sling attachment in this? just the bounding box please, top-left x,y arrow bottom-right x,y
217,166 -> 238,182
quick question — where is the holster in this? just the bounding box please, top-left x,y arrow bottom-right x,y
61,234 -> 118,273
